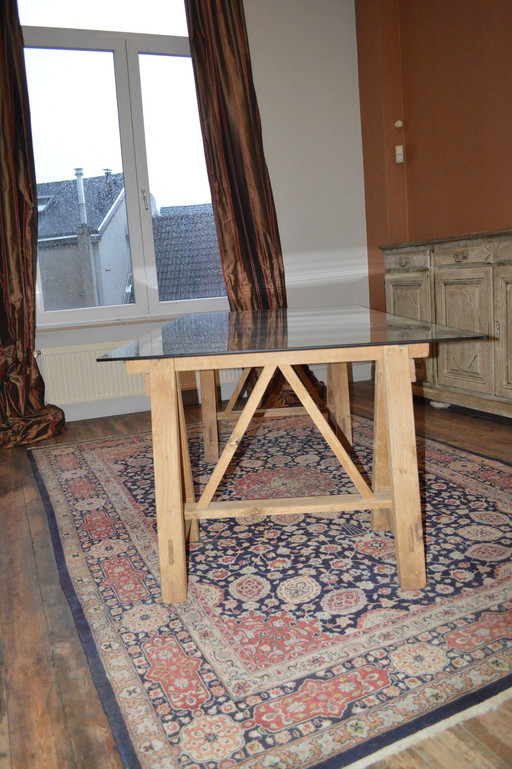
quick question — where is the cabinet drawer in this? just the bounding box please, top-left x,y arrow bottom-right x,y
434,243 -> 492,266
384,249 -> 430,271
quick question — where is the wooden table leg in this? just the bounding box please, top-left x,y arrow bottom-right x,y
178,383 -> 199,543
372,359 -> 392,532
150,360 -> 188,603
328,362 -> 352,444
200,370 -> 219,463
381,345 -> 426,590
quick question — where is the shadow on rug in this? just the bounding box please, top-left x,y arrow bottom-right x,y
29,415 -> 512,769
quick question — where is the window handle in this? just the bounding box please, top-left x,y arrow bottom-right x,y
141,189 -> 149,210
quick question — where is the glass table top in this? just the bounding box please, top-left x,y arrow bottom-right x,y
99,306 -> 487,362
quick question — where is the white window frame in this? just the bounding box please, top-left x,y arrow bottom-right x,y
23,26 -> 229,330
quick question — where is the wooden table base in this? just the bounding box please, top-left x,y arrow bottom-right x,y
127,343 -> 429,603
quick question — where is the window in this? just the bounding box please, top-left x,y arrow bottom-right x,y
18,0 -> 189,37
21,11 -> 227,328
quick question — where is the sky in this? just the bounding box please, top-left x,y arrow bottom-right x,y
19,0 -> 212,209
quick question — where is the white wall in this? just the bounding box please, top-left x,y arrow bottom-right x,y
243,0 -> 369,309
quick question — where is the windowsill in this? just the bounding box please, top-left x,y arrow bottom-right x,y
36,311 -> 181,334
36,296 -> 230,334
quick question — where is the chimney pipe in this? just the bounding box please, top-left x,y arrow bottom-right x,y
74,167 -> 87,225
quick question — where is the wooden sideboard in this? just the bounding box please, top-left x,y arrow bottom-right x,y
382,230 -> 512,418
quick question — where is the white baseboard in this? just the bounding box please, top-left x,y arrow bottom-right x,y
58,395 -> 150,422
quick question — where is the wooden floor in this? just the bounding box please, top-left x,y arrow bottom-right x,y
0,381 -> 511,769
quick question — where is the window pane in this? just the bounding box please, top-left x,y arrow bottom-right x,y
18,0 -> 188,37
25,48 -> 134,311
139,54 -> 226,302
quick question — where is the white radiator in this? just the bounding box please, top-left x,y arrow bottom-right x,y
40,342 -> 146,405
219,368 -> 243,386
40,342 -> 244,406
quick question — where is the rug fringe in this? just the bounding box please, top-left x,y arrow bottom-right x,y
343,687 -> 512,769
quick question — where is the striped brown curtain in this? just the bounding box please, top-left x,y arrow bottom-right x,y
0,0 -> 65,448
184,0 -> 287,312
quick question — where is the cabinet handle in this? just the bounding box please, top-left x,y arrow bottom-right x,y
454,252 -> 467,263
399,257 -> 410,267
495,320 -> 501,343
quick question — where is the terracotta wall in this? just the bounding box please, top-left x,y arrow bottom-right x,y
355,0 -> 512,309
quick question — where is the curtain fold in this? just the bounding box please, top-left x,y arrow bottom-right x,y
184,0 -> 287,312
0,0 -> 65,448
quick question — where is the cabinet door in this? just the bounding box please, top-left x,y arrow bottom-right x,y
385,270 -> 433,382
494,265 -> 512,399
435,267 -> 493,393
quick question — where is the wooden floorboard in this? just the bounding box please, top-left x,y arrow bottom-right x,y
20,445 -> 123,769
0,386 -> 510,769
0,448 -> 77,768
350,380 -> 512,464
0,608 -> 12,769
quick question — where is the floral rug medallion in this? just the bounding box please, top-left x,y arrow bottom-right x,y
29,416 -> 512,769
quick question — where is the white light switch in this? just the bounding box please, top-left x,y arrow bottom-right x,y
395,145 -> 404,163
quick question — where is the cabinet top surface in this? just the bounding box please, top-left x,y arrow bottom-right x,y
381,229 -> 512,252
99,306 -> 486,362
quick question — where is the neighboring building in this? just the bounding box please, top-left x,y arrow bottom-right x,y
153,204 -> 226,301
37,170 -> 130,309
36,170 -> 225,311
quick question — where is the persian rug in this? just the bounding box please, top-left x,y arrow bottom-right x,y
29,415 -> 512,769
